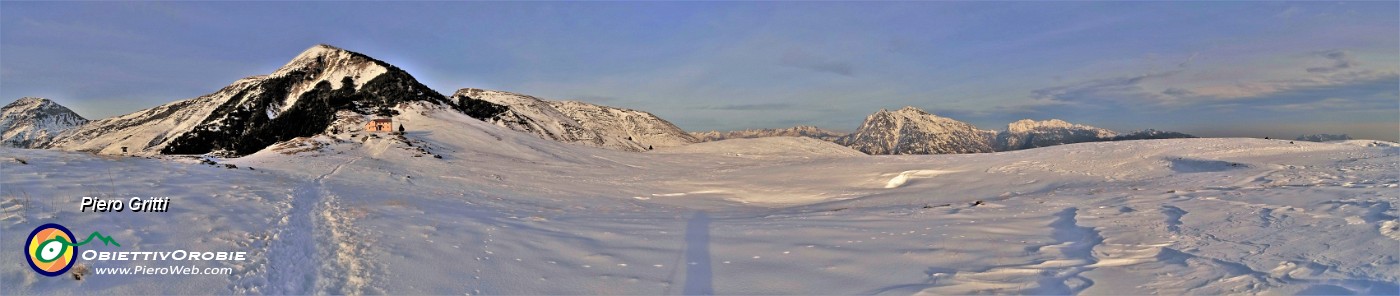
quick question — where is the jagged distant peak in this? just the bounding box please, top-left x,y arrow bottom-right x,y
1006,119 -> 1105,133
839,106 -> 995,155
9,96 -> 53,106
2,97 -> 85,119
1,96 -> 89,148
895,106 -> 927,114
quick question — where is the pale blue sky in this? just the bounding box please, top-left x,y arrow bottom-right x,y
2,2 -> 1396,140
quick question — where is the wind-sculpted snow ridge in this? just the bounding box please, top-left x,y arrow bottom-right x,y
0,97 -> 88,148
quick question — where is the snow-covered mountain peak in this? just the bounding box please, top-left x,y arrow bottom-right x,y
1,97 -> 89,148
276,44 -> 377,73
272,44 -> 392,107
893,106 -> 929,115
838,106 -> 995,154
49,44 -> 449,156
8,97 -> 53,109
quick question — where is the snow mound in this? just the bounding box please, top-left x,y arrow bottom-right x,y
884,169 -> 956,188
655,136 -> 865,158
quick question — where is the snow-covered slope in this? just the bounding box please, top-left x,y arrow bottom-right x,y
47,44 -> 453,156
449,88 -> 621,149
0,97 -> 88,148
692,125 -> 845,142
449,88 -> 696,151
994,119 -> 1117,151
5,132 -> 1396,295
548,100 -> 699,150
837,106 -> 995,154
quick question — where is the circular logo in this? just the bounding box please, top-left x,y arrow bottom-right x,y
25,223 -> 76,277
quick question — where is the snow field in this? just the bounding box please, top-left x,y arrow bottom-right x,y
2,103 -> 1396,294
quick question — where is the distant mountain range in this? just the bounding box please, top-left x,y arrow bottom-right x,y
693,107 -> 1196,155
1,44 -> 1196,156
1296,134 -> 1352,142
691,125 -> 844,142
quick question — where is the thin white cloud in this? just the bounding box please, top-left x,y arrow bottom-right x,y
1185,69 -> 1395,100
1259,97 -> 1357,111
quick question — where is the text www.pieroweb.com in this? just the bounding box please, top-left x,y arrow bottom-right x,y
94,265 -> 234,275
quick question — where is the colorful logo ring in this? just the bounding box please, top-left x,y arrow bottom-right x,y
25,223 -> 77,277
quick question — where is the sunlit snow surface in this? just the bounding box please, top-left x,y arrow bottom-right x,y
2,104 -> 1397,295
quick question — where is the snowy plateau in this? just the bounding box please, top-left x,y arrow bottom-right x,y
0,45 -> 1397,295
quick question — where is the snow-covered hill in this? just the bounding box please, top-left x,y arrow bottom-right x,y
0,97 -> 88,148
548,100 -> 699,150
47,44 -> 453,156
836,106 -> 996,154
692,125 -> 845,142
993,119 -> 1117,151
450,88 -> 696,151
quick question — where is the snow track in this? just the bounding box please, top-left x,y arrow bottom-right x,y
262,156 -> 374,295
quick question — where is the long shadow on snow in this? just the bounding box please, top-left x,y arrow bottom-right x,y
682,212 -> 714,295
